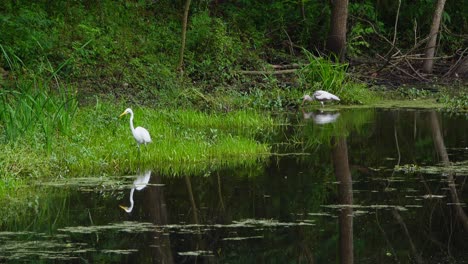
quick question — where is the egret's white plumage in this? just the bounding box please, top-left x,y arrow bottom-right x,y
119,170 -> 152,213
302,90 -> 340,107
119,108 -> 152,149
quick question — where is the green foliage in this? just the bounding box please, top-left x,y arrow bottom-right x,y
220,0 -> 329,54
1,0 -> 466,97
439,92 -> 468,113
347,22 -> 374,57
396,87 -> 434,100
299,50 -> 348,94
0,41 -> 78,152
340,82 -> 376,105
347,1 -> 381,57
185,11 -> 241,85
298,50 -> 376,105
0,1 -> 182,98
0,6 -> 57,65
0,82 -> 78,149
0,44 -> 78,152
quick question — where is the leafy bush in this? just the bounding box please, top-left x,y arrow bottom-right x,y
396,87 -> 433,100
439,92 -> 468,113
347,1 -> 383,57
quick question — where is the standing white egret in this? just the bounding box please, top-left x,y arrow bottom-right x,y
302,90 -> 340,107
119,170 -> 152,213
119,108 -> 152,150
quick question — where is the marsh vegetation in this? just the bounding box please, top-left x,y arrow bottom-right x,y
1,1 -> 467,263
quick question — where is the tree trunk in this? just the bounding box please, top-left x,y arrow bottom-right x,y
177,0 -> 192,74
422,0 -> 447,73
326,0 -> 349,62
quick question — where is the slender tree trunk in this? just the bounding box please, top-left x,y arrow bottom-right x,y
422,0 -> 447,73
177,0 -> 192,74
326,0 -> 349,62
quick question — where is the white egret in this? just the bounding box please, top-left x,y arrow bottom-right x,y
302,90 -> 340,107
119,170 -> 152,213
119,108 -> 152,150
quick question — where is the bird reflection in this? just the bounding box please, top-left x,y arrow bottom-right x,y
119,170 -> 151,213
302,109 -> 340,125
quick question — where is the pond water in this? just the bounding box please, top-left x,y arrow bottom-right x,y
1,108 -> 467,263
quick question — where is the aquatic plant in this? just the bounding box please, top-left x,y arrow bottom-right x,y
396,87 -> 434,100
439,92 -> 468,113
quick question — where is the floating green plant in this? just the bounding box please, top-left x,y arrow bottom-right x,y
395,161 -> 468,175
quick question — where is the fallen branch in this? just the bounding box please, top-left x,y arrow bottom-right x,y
237,69 -> 297,75
444,48 -> 468,77
404,58 -> 430,81
271,64 -> 302,69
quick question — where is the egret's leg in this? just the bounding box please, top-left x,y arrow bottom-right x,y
320,101 -> 324,107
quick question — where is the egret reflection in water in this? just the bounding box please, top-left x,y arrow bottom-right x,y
119,170 -> 152,213
302,109 -> 340,125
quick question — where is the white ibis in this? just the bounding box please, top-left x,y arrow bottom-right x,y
302,90 -> 340,107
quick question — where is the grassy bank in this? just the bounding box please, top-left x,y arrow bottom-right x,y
0,101 -> 274,182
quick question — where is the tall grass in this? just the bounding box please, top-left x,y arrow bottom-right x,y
58,105 -> 273,176
298,50 -> 348,94
0,45 -> 78,151
298,49 -> 376,105
0,104 -> 273,180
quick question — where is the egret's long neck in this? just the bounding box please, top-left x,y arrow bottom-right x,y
126,188 -> 135,213
129,112 -> 135,132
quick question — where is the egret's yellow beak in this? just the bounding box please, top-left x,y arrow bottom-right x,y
119,205 -> 128,211
119,111 -> 127,118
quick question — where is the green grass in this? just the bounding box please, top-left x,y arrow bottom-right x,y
0,101 -> 274,179
298,49 -> 377,105
0,43 -> 78,153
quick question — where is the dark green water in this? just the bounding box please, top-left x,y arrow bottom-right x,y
1,109 -> 467,263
